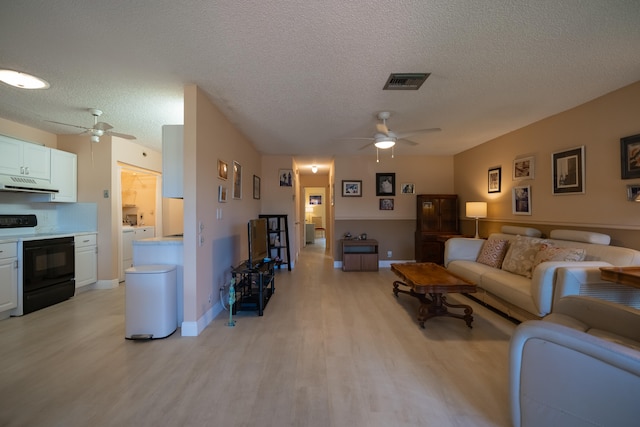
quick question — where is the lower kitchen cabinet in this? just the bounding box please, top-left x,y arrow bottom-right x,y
75,234 -> 97,288
0,242 -> 18,317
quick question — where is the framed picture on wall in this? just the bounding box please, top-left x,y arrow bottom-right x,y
309,195 -> 322,205
232,161 -> 242,199
379,198 -> 394,210
279,169 -> 293,187
513,156 -> 534,180
218,159 -> 228,180
342,180 -> 362,197
620,133 -> 640,179
488,166 -> 501,193
401,183 -> 415,194
253,175 -> 260,199
512,185 -> 531,215
552,146 -> 585,195
376,173 -> 395,196
218,185 -> 227,203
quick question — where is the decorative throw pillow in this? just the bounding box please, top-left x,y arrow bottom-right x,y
501,235 -> 548,278
476,239 -> 509,268
531,243 -> 587,271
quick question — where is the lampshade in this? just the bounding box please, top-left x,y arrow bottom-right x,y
374,137 -> 396,149
305,206 -> 314,213
466,202 -> 487,218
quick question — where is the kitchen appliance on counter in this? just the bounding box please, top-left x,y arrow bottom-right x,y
0,214 -> 76,315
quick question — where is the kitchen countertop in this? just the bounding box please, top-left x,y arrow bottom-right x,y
132,236 -> 183,245
0,231 -> 97,244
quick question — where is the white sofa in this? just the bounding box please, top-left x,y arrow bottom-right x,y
510,296 -> 640,427
444,226 -> 640,321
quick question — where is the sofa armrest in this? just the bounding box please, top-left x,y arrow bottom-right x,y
510,320 -> 640,427
550,295 -> 640,341
529,261 -> 611,316
443,238 -> 484,267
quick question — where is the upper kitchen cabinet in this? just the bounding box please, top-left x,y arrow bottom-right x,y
0,134 -> 50,180
49,149 -> 77,203
162,125 -> 183,198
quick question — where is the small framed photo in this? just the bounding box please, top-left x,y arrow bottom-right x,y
309,195 -> 322,205
512,185 -> 531,215
218,159 -> 228,180
279,169 -> 293,187
513,156 -> 534,180
342,180 -> 362,197
552,146 -> 585,195
401,183 -> 415,194
488,166 -> 501,193
253,175 -> 260,199
218,185 -> 228,203
232,161 -> 242,199
620,133 -> 640,179
627,185 -> 640,201
376,173 -> 395,196
380,198 -> 394,210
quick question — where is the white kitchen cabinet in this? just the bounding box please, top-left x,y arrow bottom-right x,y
0,242 -> 18,318
121,229 -> 134,282
162,125 -> 183,198
0,134 -> 50,180
50,149 -> 77,202
75,234 -> 97,288
121,227 -> 155,281
135,226 -> 155,240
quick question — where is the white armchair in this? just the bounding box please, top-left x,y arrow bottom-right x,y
509,296 -> 640,427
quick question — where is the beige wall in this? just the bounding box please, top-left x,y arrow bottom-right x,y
0,117 -> 57,148
454,80 -> 640,249
332,154 -> 454,259
183,84 -> 263,325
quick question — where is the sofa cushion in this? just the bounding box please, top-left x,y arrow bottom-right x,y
502,235 -> 548,278
480,268 -> 540,315
588,329 -> 640,352
501,225 -> 542,237
447,260 -> 495,285
531,243 -> 586,271
476,239 -> 509,268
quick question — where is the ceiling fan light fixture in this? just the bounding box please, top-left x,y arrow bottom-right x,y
90,135 -> 100,143
311,165 -> 318,173
0,69 -> 50,89
374,138 -> 396,149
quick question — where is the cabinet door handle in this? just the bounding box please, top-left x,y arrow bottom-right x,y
83,239 -> 90,243
24,166 -> 29,175
20,166 -> 25,174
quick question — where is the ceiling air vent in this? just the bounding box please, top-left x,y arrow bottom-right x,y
383,73 -> 430,90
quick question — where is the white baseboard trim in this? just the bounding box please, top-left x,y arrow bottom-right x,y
181,300 -> 225,336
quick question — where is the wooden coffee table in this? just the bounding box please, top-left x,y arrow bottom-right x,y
391,262 -> 477,328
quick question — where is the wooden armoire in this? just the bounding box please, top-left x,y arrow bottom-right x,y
415,194 -> 460,264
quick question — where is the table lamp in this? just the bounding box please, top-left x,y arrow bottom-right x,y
466,202 -> 487,239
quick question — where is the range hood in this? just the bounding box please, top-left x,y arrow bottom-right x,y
0,175 -> 59,194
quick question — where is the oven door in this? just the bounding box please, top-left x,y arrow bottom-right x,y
23,237 -> 75,292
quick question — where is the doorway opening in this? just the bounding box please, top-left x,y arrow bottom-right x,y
304,186 -> 326,248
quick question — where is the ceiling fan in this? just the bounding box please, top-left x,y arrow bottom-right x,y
346,111 -> 441,161
46,108 -> 136,143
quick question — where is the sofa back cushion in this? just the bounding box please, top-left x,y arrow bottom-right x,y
501,235 -> 548,278
531,243 -> 586,271
476,239 -> 509,268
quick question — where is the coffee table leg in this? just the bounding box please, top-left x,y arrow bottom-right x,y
441,295 -> 474,329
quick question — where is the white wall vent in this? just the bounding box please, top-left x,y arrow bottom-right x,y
383,73 -> 430,90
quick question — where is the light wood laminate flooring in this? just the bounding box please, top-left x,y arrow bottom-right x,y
0,243 -> 515,427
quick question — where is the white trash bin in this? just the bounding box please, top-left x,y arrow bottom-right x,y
125,264 -> 177,340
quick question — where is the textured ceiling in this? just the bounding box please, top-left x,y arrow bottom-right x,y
1,1 -> 640,173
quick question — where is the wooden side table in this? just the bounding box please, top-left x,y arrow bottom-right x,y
600,266 -> 640,289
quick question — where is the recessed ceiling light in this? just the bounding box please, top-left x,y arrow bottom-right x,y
0,69 -> 50,89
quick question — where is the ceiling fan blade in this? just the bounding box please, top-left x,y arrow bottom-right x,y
358,142 -> 374,150
44,120 -> 90,131
94,121 -> 114,131
395,127 -> 441,139
107,131 -> 136,140
398,138 -> 419,146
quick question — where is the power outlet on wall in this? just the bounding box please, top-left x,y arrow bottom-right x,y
387,250 -> 392,258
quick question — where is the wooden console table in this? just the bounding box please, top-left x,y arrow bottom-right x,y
600,266 -> 640,289
391,262 -> 477,328
342,239 -> 378,271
